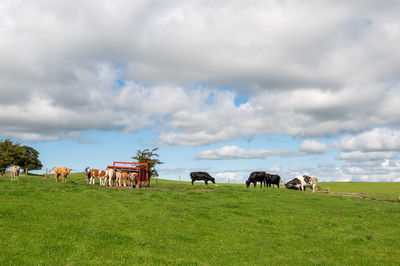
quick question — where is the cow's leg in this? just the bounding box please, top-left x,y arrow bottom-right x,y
205,180 -> 208,185
191,179 -> 194,185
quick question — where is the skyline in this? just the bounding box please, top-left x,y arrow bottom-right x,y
1,1 -> 400,183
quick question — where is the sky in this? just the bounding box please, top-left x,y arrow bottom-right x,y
1,0 -> 400,183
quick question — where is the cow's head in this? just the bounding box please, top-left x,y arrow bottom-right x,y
210,177 -> 216,184
285,178 -> 301,190
67,168 -> 72,174
246,180 -> 251,187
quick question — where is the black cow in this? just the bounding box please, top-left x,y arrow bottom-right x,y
266,174 -> 281,188
285,178 -> 302,190
190,172 -> 216,185
246,171 -> 267,188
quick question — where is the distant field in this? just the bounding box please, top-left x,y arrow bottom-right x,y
0,174 -> 399,265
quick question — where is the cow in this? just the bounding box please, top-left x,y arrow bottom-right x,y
50,166 -> 72,183
89,169 -> 107,185
105,168 -> 116,187
116,171 -> 123,186
128,172 -> 139,188
89,169 -> 99,185
285,175 -> 318,192
246,171 -> 267,188
190,172 -> 216,185
85,167 -> 91,184
266,174 -> 281,188
98,170 -> 106,186
10,165 -> 20,181
121,171 -> 130,187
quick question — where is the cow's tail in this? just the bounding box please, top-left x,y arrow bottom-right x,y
49,167 -> 56,173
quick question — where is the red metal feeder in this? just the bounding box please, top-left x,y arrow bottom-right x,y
107,161 -> 150,188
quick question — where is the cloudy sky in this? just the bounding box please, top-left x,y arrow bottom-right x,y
1,0 -> 400,182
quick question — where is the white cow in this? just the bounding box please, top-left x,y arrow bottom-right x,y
106,168 -> 116,187
10,165 -> 20,181
116,171 -> 123,187
285,175 -> 318,192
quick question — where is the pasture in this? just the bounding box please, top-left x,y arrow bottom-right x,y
1,174 -> 399,265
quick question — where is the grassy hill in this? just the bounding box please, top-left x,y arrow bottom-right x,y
1,174 -> 399,265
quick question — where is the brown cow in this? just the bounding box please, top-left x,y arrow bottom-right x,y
128,172 -> 139,188
89,169 -> 106,185
98,170 -> 106,186
121,171 -> 129,187
50,166 -> 72,183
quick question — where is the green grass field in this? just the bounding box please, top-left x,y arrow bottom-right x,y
1,174 -> 399,265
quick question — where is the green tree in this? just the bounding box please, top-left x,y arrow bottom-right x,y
0,139 -> 24,174
0,139 -> 42,175
131,147 -> 163,178
17,146 -> 43,174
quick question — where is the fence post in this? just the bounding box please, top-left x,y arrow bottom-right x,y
45,168 -> 48,179
327,187 -> 330,193
228,178 -> 230,185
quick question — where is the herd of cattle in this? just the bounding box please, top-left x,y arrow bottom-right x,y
7,166 -> 318,192
85,167 -> 140,188
190,171 -> 319,192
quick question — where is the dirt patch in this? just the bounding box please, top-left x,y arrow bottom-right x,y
322,191 -> 400,203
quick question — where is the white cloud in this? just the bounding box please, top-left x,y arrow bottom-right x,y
332,128 -> 400,152
215,172 -> 243,182
337,151 -> 397,161
300,140 -> 329,154
1,0 -> 400,151
195,145 -> 303,160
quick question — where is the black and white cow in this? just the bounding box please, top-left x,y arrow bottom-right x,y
266,174 -> 281,188
285,175 -> 318,192
190,172 -> 216,185
246,171 -> 267,188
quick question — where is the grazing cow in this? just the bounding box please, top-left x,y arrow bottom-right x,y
50,166 -> 72,183
266,174 -> 281,188
246,171 -> 267,188
10,165 -> 20,181
85,167 -> 91,184
285,175 -> 318,192
190,172 -> 216,185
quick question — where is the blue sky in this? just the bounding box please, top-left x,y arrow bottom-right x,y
2,1 -> 400,182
